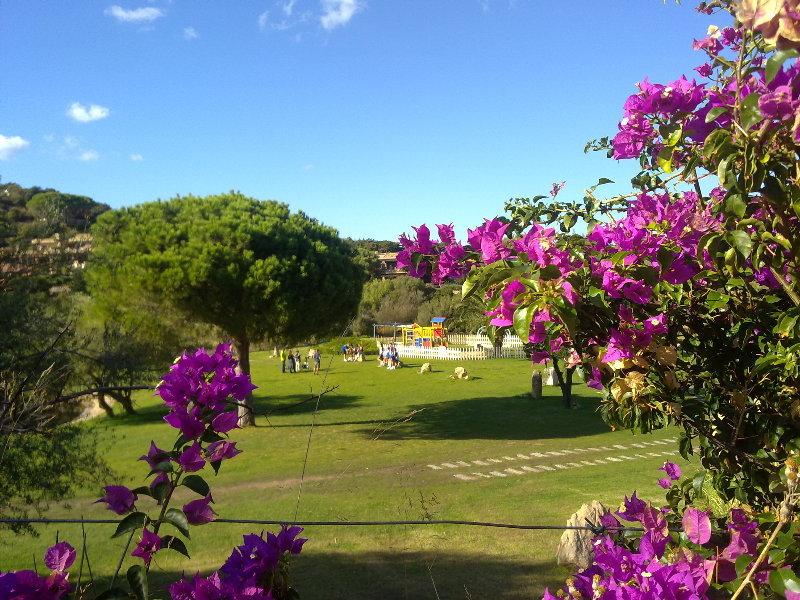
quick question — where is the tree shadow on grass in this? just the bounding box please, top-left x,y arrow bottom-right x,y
133,552 -> 565,600
101,392 -> 364,428
357,393 -> 611,441
254,393 -> 363,417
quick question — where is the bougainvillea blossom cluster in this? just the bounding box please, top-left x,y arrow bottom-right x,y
0,542 -> 75,600
541,465 -> 778,600
0,344 -> 307,599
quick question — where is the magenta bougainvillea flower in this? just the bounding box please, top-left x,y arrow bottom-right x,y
207,440 -> 242,462
43,542 -> 76,573
683,508 -> 712,545
178,442 -> 206,473
163,408 -> 205,440
467,218 -> 513,264
183,494 -> 217,526
211,410 -> 239,434
139,441 -> 170,470
95,485 -> 137,515
131,527 -> 162,566
659,461 -> 682,481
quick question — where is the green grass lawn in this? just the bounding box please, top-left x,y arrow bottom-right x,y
0,353 -> 691,599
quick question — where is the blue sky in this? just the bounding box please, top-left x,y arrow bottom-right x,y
1,1 -> 716,240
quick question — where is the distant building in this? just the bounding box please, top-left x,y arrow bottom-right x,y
376,251 -> 404,278
30,232 -> 93,269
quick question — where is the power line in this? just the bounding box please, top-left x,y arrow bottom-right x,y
0,517 -> 640,535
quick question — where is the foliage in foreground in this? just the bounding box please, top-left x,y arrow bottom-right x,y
0,344 -> 305,599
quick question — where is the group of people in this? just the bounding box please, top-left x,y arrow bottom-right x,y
341,344 -> 365,362
378,343 -> 401,370
279,348 -> 321,375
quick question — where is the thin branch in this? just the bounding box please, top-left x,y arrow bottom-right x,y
55,385 -> 152,404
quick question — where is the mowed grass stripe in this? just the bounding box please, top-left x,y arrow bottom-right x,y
1,353 -> 692,599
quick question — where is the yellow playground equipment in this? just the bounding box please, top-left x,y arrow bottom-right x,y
401,317 -> 447,348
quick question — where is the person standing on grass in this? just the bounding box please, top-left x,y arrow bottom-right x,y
287,351 -> 295,373
313,348 -> 321,374
294,350 -> 301,371
280,348 -> 286,373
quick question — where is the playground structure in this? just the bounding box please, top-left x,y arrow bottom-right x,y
372,319 -> 531,361
372,317 -> 448,348
401,317 -> 447,348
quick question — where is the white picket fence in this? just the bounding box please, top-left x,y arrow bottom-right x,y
394,345 -> 491,361
447,333 -> 525,348
374,338 -> 527,361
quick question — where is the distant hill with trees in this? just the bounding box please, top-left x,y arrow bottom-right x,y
0,182 -> 110,245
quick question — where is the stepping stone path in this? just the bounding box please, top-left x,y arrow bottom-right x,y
426,438 -> 679,482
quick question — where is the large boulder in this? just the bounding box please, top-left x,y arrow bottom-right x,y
556,500 -> 608,570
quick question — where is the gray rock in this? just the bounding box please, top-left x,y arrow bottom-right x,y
556,500 -> 608,570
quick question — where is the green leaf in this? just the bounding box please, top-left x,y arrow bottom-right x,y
172,435 -> 191,451
657,147 -> 674,173
665,126 -> 683,147
734,554 -> 752,578
705,106 -> 728,123
775,314 -> 799,338
163,507 -> 190,538
728,230 -> 753,258
151,480 -> 170,504
182,474 -> 210,496
725,194 -> 747,218
147,461 -> 173,477
126,565 -> 148,600
112,512 -> 147,539
766,48 -> 799,83
678,433 -> 693,458
554,303 -> 577,340
718,157 -> 738,192
512,305 -> 534,342
201,430 -> 224,443
769,567 -> 800,596
161,535 -> 191,558
538,265 -> 561,281
461,269 -> 481,300
702,129 -> 733,162
740,93 -> 763,131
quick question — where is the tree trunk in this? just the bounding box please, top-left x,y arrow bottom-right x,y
97,391 -> 115,417
108,390 -> 137,415
233,337 -> 255,427
551,358 -> 579,409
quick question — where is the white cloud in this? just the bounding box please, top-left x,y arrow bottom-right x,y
258,10 -> 270,30
130,153 -> 144,161
320,0 -> 362,29
302,163 -> 314,171
67,102 -> 110,123
105,5 -> 164,22
0,135 -> 30,160
183,26 -> 198,40
283,0 -> 298,16
78,150 -> 100,162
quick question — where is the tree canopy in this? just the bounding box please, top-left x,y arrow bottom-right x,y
86,193 -> 366,424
